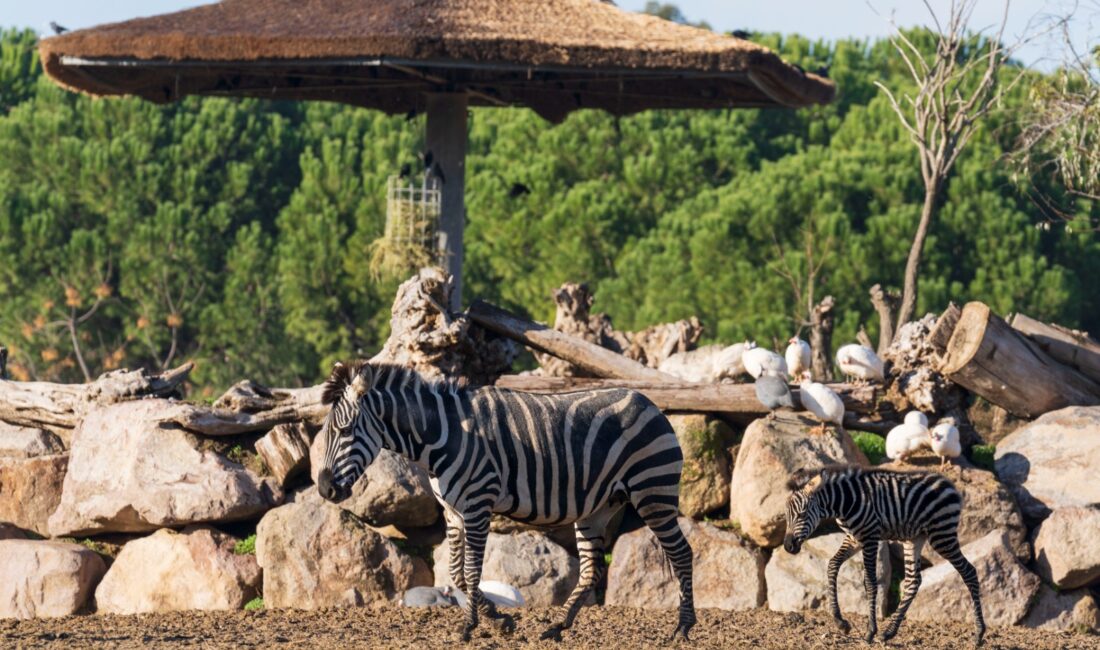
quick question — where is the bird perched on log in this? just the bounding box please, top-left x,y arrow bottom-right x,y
836,344 -> 885,384
797,371 -> 845,434
49,21 -> 68,35
755,371 -> 795,420
886,412 -> 930,462
785,337 -> 811,381
929,419 -> 961,468
744,345 -> 787,380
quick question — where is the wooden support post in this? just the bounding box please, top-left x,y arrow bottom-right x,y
426,93 -> 469,311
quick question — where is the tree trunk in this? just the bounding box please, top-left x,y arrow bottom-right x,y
870,284 -> 899,354
940,302 -> 1100,417
1009,313 -> 1100,385
928,302 -> 961,358
0,346 -> 7,380
896,184 -> 939,334
810,296 -> 836,381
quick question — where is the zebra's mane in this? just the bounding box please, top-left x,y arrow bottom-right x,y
786,464 -> 950,492
321,360 -> 458,406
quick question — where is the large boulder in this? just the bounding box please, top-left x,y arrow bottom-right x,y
310,437 -> 439,528
1022,585 -> 1100,632
0,422 -> 64,458
765,532 -> 892,618
48,401 -> 283,537
95,526 -> 261,614
256,495 -> 431,609
1032,506 -> 1100,589
0,540 -> 106,618
909,530 -> 1041,628
433,531 -> 578,606
729,413 -> 867,547
667,414 -> 732,518
995,406 -> 1100,521
0,453 -> 67,537
606,518 -> 766,610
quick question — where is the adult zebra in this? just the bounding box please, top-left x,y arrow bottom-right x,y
784,465 -> 985,646
315,360 -> 695,641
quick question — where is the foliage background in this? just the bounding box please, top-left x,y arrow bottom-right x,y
1,25 -> 1096,394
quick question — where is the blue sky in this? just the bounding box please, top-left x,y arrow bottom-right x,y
6,1 -> 1094,69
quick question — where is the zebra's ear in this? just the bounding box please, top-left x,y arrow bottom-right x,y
786,468 -> 818,491
322,362 -> 350,406
350,363 -> 374,396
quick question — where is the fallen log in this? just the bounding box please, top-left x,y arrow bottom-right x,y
166,381 -> 327,436
928,302 -> 961,358
494,375 -> 879,415
1009,313 -> 1100,385
939,302 -> 1100,418
0,363 -> 192,434
469,300 -> 677,382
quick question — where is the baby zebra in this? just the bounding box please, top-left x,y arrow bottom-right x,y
783,465 -> 985,646
315,361 -> 695,642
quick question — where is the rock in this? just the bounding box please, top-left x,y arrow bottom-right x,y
310,437 -> 438,528
765,532 -> 891,618
1021,585 -> 1100,632
0,422 -> 65,458
48,401 -> 283,537
95,526 -> 261,614
433,531 -> 578,607
729,413 -> 867,547
256,495 -> 431,609
0,454 -> 67,537
995,406 -> 1100,521
606,518 -> 766,610
909,530 -> 1041,627
1032,506 -> 1100,589
0,540 -> 106,618
255,422 -> 310,487
667,414 -> 732,518
490,515 -> 577,553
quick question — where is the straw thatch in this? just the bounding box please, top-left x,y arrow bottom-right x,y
39,0 -> 834,122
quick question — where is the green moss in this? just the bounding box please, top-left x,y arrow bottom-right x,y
226,445 -> 246,465
243,597 -> 264,612
970,444 -> 996,472
233,534 -> 257,555
853,432 -> 886,465
603,552 -> 613,566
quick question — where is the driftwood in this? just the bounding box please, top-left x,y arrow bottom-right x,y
940,302 -> 1100,418
255,422 -> 311,487
0,363 -> 192,434
165,381 -> 329,436
928,302 -> 961,357
1009,313 -> 1100,385
810,296 -> 835,382
869,284 -> 900,354
469,300 -> 677,382
628,317 -> 703,369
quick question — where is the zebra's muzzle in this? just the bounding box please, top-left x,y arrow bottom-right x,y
317,468 -> 351,503
783,535 -> 802,554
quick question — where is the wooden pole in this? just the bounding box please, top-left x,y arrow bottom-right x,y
426,93 -> 469,311
0,346 -> 7,380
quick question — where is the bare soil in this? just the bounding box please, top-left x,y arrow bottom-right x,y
2,606 -> 1095,649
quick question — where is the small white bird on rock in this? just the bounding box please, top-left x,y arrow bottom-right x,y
930,419 -> 962,468
744,345 -> 787,380
785,337 -> 811,380
797,371 -> 845,434
886,412 -> 930,462
904,411 -> 929,429
836,344 -> 885,384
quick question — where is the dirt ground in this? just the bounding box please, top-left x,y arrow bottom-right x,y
2,606 -> 1095,650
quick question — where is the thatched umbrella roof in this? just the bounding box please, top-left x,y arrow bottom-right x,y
40,0 -> 834,123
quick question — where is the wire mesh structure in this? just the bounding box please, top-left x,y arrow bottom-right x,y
369,174 -> 443,280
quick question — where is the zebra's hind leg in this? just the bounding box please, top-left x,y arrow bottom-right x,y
632,492 -> 695,641
540,503 -> 624,641
859,538 -> 881,643
881,538 -> 924,642
929,533 -> 986,647
825,535 -> 860,634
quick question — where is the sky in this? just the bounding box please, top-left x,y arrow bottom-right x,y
5,1 -> 1095,69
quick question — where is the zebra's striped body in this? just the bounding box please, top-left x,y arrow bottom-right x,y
784,465 -> 985,646
316,361 -> 695,641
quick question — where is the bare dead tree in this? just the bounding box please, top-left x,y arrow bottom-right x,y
771,212 -> 836,336
810,296 -> 836,381
0,345 -> 8,380
874,0 -> 1033,333
869,283 -> 900,354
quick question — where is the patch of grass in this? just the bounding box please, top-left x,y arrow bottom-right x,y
233,534 -> 257,555
970,444 -> 996,472
243,597 -> 264,612
58,537 -> 120,558
853,432 -> 887,465
226,444 -> 246,465
603,552 -> 613,566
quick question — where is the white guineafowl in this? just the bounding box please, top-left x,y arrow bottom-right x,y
904,411 -> 929,429
744,345 -> 787,380
836,344 -> 885,384
886,412 -> 930,462
797,371 -> 845,434
785,337 -> 811,380
930,419 -> 962,468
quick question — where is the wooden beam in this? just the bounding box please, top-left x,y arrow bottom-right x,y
426,92 -> 469,311
1009,313 -> 1100,385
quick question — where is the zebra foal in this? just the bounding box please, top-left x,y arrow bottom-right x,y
783,465 -> 985,646
314,361 -> 695,642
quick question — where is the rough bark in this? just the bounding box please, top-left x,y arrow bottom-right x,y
1009,313 -> 1100,385
0,363 -> 192,435
869,284 -> 900,355
940,302 -> 1100,418
165,382 -> 328,436
627,317 -> 703,369
809,296 -> 835,382
928,302 -> 961,357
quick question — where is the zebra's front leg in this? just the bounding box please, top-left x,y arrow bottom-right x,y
860,539 -> 881,643
458,510 -> 514,641
444,509 -> 467,593
825,535 -> 859,634
882,539 -> 923,642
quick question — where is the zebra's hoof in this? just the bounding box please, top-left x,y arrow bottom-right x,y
667,622 -> 693,643
491,613 -> 516,635
834,617 -> 851,634
864,628 -> 877,644
460,623 -> 476,643
539,624 -> 565,642
973,629 -> 985,647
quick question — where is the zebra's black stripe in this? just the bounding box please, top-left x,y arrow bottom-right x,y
784,465 -> 985,646
317,361 -> 696,641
